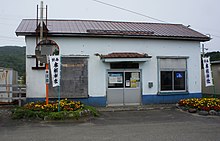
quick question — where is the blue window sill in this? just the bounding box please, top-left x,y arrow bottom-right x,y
157,91 -> 189,96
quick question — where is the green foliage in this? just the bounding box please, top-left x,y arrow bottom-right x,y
0,46 -> 26,76
11,107 -> 36,119
35,111 -> 49,119
205,51 -> 220,61
83,105 -> 99,117
11,107 -> 26,119
11,102 -> 99,120
48,111 -> 66,120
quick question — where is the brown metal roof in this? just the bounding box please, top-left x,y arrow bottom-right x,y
100,52 -> 151,59
15,19 -> 210,41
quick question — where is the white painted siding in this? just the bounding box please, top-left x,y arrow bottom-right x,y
25,36 -> 201,98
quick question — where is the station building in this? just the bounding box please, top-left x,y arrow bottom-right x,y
16,19 -> 210,106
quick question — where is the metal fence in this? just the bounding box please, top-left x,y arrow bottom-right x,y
0,84 -> 26,106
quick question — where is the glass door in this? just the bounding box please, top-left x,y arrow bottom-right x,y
107,71 -> 124,106
107,70 -> 141,106
124,71 -> 141,105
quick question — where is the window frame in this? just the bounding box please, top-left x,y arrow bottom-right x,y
158,57 -> 188,94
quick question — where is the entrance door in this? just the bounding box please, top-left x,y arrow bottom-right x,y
107,70 -> 141,106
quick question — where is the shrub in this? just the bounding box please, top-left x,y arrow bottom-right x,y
48,111 -> 66,120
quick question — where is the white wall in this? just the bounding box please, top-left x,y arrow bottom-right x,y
25,36 -> 201,98
26,38 -> 46,97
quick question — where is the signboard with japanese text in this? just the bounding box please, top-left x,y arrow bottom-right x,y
49,55 -> 61,87
203,57 -> 213,87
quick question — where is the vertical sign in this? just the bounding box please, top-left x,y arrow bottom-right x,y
49,55 -> 61,87
45,70 -> 50,84
202,57 -> 213,87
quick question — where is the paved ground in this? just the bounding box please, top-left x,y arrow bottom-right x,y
1,105 -> 220,141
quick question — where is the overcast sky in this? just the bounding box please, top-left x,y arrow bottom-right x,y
0,0 -> 219,51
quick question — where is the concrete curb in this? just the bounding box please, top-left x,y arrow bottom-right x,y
0,104 -> 176,112
96,104 -> 175,112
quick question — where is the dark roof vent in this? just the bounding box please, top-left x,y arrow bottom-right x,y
87,29 -> 154,36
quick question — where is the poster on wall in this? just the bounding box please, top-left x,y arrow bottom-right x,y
202,57 -> 213,87
126,80 -> 130,87
109,73 -> 123,84
130,79 -> 137,88
131,72 -> 139,80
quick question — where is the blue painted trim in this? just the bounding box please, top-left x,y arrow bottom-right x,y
158,92 -> 189,95
67,97 -> 106,107
26,96 -> 106,107
142,93 -> 202,104
26,93 -> 202,106
26,98 -> 46,103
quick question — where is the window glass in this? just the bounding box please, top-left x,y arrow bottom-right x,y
161,71 -> 172,91
108,72 -> 124,88
125,72 -> 140,88
174,71 -> 185,90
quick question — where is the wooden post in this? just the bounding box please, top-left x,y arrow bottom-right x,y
46,63 -> 49,104
18,87 -> 22,106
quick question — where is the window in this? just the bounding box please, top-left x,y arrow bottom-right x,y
159,58 -> 187,92
108,72 -> 124,88
125,72 -> 140,88
161,71 -> 185,91
161,71 -> 172,91
108,71 -> 140,88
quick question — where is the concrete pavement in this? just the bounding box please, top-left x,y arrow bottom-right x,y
1,105 -> 220,141
96,104 -> 175,112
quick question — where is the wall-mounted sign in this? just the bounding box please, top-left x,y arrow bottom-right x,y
203,57 -> 213,87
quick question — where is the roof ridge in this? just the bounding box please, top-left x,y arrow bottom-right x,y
21,19 -> 183,26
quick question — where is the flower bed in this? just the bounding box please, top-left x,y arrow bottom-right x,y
12,99 -> 99,120
177,98 -> 220,115
24,99 -> 84,112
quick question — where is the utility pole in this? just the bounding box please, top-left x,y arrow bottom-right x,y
39,1 -> 49,104
202,44 -> 208,58
40,1 -> 44,42
202,44 -> 205,58
202,44 -> 216,97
